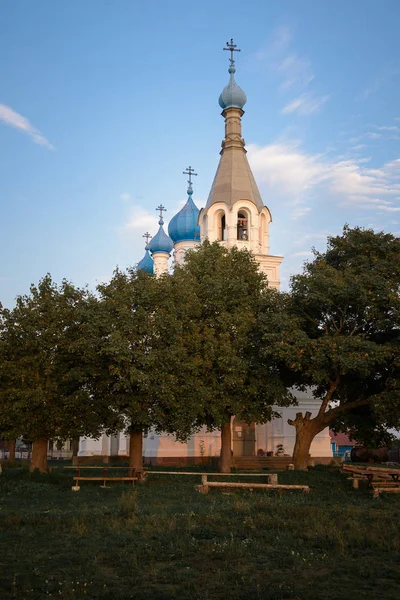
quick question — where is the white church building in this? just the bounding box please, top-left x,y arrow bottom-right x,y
79,41 -> 332,464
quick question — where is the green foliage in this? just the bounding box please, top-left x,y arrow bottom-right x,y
87,267 -> 200,439
265,226 -> 400,439
0,275 -> 112,442
169,241 -> 293,431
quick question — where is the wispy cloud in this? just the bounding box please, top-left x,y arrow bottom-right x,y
0,104 -> 54,150
120,192 -> 160,240
123,205 -> 159,234
258,26 -> 329,117
291,250 -> 314,258
376,125 -> 400,132
276,53 -> 314,91
281,93 -> 330,116
357,68 -> 399,101
247,141 -> 400,217
359,76 -> 386,100
291,206 -> 312,220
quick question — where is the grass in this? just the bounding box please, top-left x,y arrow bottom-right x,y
0,464 -> 399,599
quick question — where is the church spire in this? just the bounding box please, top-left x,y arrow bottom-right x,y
204,39 -> 264,212
219,39 -> 247,111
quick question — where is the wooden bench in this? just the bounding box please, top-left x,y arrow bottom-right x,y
343,464 -> 400,493
196,480 -> 310,494
373,486 -> 400,498
73,476 -> 137,490
144,471 -> 278,484
70,466 -> 137,491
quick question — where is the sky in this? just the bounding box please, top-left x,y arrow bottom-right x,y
1,0 -> 400,307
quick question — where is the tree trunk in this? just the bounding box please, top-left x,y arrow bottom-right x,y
220,420 -> 232,473
30,438 -> 48,473
129,429 -> 143,471
289,412 -> 325,470
72,439 -> 80,457
8,440 -> 16,461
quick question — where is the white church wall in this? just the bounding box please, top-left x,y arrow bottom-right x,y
78,436 -> 104,457
142,427 -> 221,459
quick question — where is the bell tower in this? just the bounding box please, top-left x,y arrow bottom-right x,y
198,39 -> 282,288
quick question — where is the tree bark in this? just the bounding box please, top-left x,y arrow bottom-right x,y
289,412 -> 325,470
72,439 -> 80,457
220,420 -> 232,473
129,429 -> 143,471
8,440 -> 16,461
30,438 -> 48,473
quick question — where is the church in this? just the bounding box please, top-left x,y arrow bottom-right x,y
78,41 -> 332,464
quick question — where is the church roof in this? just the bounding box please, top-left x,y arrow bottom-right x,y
136,248 -> 154,274
205,144 -> 265,212
168,190 -> 200,243
218,67 -> 247,110
147,219 -> 174,255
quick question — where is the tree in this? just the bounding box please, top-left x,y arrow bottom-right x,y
264,226 -> 400,469
0,275 -> 117,472
170,242 -> 293,472
90,268 -> 199,471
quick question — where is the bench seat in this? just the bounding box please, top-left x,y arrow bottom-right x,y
74,477 -> 138,481
196,482 -> 309,494
373,487 -> 400,498
72,476 -> 137,490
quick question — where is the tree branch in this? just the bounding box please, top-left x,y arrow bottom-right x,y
317,376 -> 340,418
321,397 -> 371,425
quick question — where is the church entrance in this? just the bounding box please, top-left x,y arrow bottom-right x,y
232,419 -> 256,456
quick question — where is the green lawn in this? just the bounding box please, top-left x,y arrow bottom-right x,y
0,464 -> 399,600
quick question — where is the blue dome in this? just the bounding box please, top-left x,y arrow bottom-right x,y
147,221 -> 174,255
137,248 -> 154,274
218,67 -> 247,110
168,192 -> 200,243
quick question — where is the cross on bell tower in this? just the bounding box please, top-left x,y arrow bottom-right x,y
223,38 -> 241,67
183,166 -> 197,192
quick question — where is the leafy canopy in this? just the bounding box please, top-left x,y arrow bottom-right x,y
0,275 -> 111,442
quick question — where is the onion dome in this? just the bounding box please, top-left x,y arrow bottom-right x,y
147,210 -> 174,255
168,170 -> 200,243
137,248 -> 154,274
218,66 -> 247,110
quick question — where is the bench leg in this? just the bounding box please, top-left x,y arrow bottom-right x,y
353,478 -> 359,489
373,489 -> 380,499
195,485 -> 209,494
268,474 -> 278,485
101,480 -> 107,488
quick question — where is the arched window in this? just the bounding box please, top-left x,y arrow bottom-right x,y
217,212 -> 226,241
237,211 -> 249,240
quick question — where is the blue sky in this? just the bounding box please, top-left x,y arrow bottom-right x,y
1,0 -> 400,306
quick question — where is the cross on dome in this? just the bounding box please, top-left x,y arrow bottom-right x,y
143,231 -> 152,246
183,166 -> 197,192
156,204 -> 166,225
223,38 -> 241,68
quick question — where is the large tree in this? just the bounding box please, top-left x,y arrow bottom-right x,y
264,227 -> 400,469
90,268 -> 199,471
170,241 -> 293,472
0,275 -> 117,472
